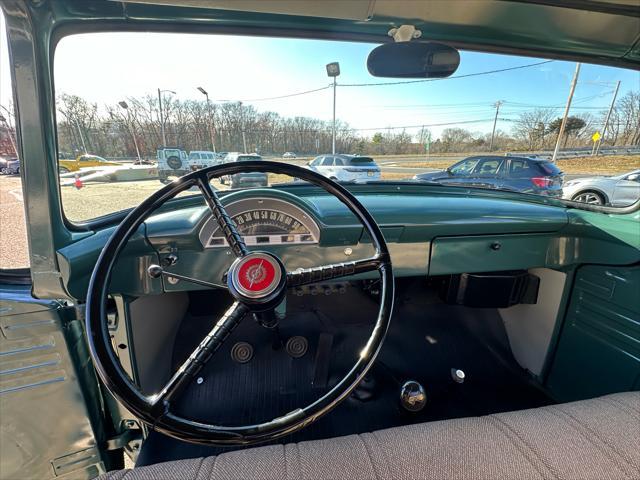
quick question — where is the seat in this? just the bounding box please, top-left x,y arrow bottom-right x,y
100,392 -> 640,479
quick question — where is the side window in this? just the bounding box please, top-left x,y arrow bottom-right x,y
321,157 -> 334,166
450,158 -> 479,175
509,159 -> 539,178
509,159 -> 528,175
310,157 -> 322,166
624,172 -> 640,183
334,158 -> 344,166
474,158 -> 503,175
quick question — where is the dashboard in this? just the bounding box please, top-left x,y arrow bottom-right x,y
54,184 -> 640,300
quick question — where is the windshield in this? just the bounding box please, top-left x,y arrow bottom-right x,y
51,32 -> 640,221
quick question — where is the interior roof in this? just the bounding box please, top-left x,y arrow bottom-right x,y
11,0 -> 640,70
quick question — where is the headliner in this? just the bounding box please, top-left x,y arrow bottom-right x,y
104,0 -> 640,68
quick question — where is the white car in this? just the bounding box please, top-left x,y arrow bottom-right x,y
189,151 -> 220,168
308,154 -> 381,182
282,152 -> 297,159
562,169 -> 640,206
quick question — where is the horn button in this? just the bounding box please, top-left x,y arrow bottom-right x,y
227,252 -> 286,308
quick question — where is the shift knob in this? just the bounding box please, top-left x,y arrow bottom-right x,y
400,380 -> 427,412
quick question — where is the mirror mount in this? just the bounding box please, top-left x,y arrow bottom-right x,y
388,25 -> 422,43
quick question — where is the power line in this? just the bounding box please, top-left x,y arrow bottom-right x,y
215,85 -> 332,103
208,60 -> 555,103
340,60 -> 555,87
350,118 -> 503,132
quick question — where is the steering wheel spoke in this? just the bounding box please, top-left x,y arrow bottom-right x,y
197,176 -> 248,258
286,257 -> 383,287
151,302 -> 249,408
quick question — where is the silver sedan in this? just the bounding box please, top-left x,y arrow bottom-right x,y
562,169 -> 640,206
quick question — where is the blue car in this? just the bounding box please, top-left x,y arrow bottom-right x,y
413,155 -> 564,197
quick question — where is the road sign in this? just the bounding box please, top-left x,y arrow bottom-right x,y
591,131 -> 601,142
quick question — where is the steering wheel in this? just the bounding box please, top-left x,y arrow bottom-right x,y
86,161 -> 394,445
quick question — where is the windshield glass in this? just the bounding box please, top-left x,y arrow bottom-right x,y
53,32 -> 640,221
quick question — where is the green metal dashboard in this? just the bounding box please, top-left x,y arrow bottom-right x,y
55,184 -> 640,301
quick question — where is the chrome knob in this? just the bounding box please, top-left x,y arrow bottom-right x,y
400,380 -> 427,412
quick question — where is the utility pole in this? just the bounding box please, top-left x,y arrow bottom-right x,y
489,100 -> 503,151
552,63 -> 581,163
595,80 -> 620,155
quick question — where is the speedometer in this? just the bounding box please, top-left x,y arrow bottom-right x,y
198,198 -> 320,248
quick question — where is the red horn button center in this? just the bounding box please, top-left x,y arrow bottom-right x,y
234,253 -> 282,298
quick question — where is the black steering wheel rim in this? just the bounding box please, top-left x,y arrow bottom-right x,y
86,161 -> 394,445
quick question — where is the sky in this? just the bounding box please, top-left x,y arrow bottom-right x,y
1,11 -> 638,140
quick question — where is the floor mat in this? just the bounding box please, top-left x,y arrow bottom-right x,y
137,280 -> 553,466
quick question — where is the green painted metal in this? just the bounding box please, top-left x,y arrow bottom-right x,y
429,233 -> 554,276
545,264 -> 640,402
0,285 -> 109,479
2,0 -> 639,299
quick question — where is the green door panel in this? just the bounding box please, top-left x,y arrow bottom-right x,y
429,233 -> 553,275
545,264 -> 640,402
0,285 -> 109,479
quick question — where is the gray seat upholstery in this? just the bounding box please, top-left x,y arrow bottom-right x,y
101,392 -> 640,479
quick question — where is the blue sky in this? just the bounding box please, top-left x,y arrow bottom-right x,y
2,12 -> 638,139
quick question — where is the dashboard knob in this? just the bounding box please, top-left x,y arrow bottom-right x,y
400,380 -> 427,412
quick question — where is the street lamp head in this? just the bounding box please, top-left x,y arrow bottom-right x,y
326,62 -> 340,77
118,101 -> 129,109
197,87 -> 208,96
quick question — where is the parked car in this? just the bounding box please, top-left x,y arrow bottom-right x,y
220,152 -> 268,188
157,147 -> 191,183
308,154 -> 381,182
189,150 -> 220,168
0,156 -> 19,175
282,151 -> 297,159
58,154 -> 120,173
413,155 -> 564,197
562,169 -> 640,206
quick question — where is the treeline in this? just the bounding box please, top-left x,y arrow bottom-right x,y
52,90 -> 640,158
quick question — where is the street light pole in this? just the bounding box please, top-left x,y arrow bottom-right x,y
326,62 -> 340,155
157,88 -> 176,146
197,87 -> 216,153
332,77 -> 337,154
118,101 -> 141,161
239,101 -> 247,154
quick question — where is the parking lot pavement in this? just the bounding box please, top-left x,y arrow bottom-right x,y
0,175 -> 29,269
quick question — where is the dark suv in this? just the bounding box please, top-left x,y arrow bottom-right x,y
220,153 -> 268,188
413,155 -> 563,197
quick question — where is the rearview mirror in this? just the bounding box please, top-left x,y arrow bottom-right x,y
367,42 -> 460,78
